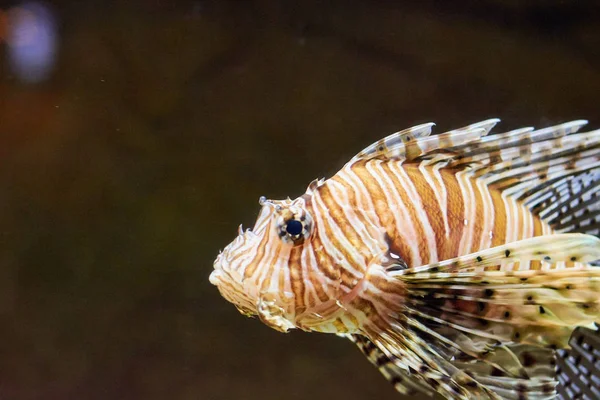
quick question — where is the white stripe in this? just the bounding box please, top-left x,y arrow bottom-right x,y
389,162 -> 438,263
476,178 -> 495,251
339,166 -> 386,245
419,163 -> 450,239
312,191 -> 364,278
366,160 -> 422,266
457,169 -> 476,256
306,240 -> 340,297
327,179 -> 382,256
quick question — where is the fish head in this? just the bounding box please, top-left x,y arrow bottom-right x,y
209,195 -> 314,332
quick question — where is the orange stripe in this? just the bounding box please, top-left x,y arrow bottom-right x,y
470,178 -> 485,252
490,189 -> 507,248
288,246 -> 305,311
383,162 -> 431,264
312,192 -> 363,289
258,242 -> 282,292
405,164 -> 447,262
439,169 -> 465,260
243,223 -> 272,279
352,162 -> 416,265
309,233 -> 340,282
318,183 -> 369,262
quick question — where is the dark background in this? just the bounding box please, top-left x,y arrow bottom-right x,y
0,1 -> 599,399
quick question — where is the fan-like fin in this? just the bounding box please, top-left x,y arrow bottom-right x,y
533,169 -> 600,236
348,334 -> 438,397
556,326 -> 600,400
361,234 -> 600,398
365,323 -> 499,399
363,316 -> 560,399
394,233 -> 600,275
396,235 -> 600,346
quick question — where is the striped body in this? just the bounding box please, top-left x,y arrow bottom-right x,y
327,159 -> 554,268
286,159 -> 556,334
210,119 -> 600,399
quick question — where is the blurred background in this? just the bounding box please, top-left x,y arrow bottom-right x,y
0,0 -> 599,399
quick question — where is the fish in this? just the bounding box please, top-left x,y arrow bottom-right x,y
209,119 -> 600,399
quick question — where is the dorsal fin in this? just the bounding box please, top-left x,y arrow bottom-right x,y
351,122 -> 435,162
350,119 -> 500,163
438,120 -> 600,236
353,119 -> 600,236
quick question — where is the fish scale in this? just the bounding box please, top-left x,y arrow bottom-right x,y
210,119 -> 600,399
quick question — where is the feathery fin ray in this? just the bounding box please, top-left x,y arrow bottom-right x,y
362,234 -> 600,399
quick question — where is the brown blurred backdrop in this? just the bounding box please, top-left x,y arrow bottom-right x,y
0,0 -> 599,399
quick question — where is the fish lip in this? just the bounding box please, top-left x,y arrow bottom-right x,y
208,269 -> 221,286
209,253 -> 224,284
210,250 -> 228,285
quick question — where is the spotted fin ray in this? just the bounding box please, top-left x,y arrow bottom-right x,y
348,334 -> 438,397
361,234 -> 600,399
396,234 -> 600,347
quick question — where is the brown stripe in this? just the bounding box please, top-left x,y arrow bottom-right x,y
352,161 -> 416,266
309,233 -> 340,282
532,213 -> 544,237
318,183 -> 369,264
405,164 -> 446,262
259,241 -> 282,293
489,188 -> 507,247
228,238 -> 251,265
368,273 -> 406,298
470,177 -> 485,252
243,223 -> 272,279
288,246 -> 305,311
303,243 -> 331,303
331,175 -> 360,208
335,168 -> 389,253
383,162 -> 430,264
312,192 -> 363,290
439,169 -> 466,260
330,174 -> 378,260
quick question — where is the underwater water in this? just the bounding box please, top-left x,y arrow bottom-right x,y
0,1 -> 599,399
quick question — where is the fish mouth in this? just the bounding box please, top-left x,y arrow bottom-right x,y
208,268 -> 221,286
210,269 -> 259,317
209,251 -> 259,317
209,251 -> 224,286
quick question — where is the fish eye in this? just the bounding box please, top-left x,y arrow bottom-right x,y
277,212 -> 312,244
285,220 -> 303,236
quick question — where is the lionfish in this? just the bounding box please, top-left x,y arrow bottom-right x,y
210,119 -> 600,399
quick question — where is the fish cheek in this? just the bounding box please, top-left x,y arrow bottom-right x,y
256,292 -> 295,332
